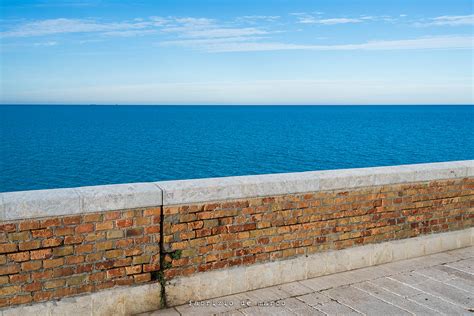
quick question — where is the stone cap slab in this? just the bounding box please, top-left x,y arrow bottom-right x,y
1,160 -> 472,220
1,183 -> 163,221
156,160 -> 473,205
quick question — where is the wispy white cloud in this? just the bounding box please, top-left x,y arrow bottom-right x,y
160,17 -> 270,39
33,41 -> 58,46
417,14 -> 474,27
235,15 -> 280,24
294,13 -> 399,25
316,18 -> 363,25
161,35 -> 473,53
0,18 -> 158,37
102,29 -> 158,37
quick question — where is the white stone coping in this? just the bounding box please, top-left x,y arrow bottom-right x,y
158,160 -> 473,206
1,160 -> 473,221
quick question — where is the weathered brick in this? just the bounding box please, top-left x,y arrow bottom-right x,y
9,231 -> 30,241
52,246 -> 74,257
132,255 -> 151,265
7,251 -> 30,262
106,230 -> 124,239
116,219 -> 133,228
126,228 -> 143,237
75,244 -> 93,254
18,240 -> 40,251
40,218 -> 61,228
75,223 -> 94,234
0,265 -> 20,275
0,243 -> 18,254
66,255 -> 85,264
55,227 -> 74,236
30,248 -> 52,260
133,273 -> 151,283
0,224 -> 17,233
96,221 -> 114,231
84,213 -> 102,223
9,273 -> 29,283
96,240 -> 113,251
18,220 -> 40,231
33,291 -> 53,302
43,257 -> 64,269
44,279 -> 65,289
31,228 -> 53,238
105,249 -> 123,259
106,267 -> 125,279
9,294 -> 32,305
62,215 -> 82,225
21,261 -> 42,272
42,237 -> 63,248
0,285 -> 20,296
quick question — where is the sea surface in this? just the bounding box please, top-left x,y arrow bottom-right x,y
1,105 -> 473,193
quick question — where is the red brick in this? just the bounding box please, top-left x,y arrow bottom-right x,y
65,255 -> 84,264
31,270 -> 52,280
21,261 -> 42,272
42,237 -> 63,248
18,240 -> 41,251
43,257 -> 64,268
24,281 -> 42,291
33,291 -> 53,302
106,267 -> 125,279
62,215 -> 82,225
55,227 -> 74,236
126,228 -> 143,237
7,251 -> 30,262
75,244 -> 93,254
52,267 -> 75,277
30,248 -> 52,260
0,223 -> 16,233
9,273 -> 29,283
84,213 -> 102,223
75,223 -> 94,234
18,220 -> 40,231
31,228 -> 53,238
125,265 -> 142,275
0,285 -> 20,296
116,219 -> 133,228
0,265 -> 20,275
104,211 -> 121,220
143,208 -> 161,216
64,235 -> 84,245
0,243 -> 18,254
96,221 -> 114,231
40,218 -> 61,228
10,294 -> 32,305
133,273 -> 151,283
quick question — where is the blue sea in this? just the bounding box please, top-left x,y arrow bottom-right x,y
1,105 -> 473,193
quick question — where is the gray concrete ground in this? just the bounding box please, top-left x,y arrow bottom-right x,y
141,246 -> 474,315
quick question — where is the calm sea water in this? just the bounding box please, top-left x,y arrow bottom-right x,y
1,105 -> 473,193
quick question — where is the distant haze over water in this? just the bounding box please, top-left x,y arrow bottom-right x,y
1,105 -> 473,192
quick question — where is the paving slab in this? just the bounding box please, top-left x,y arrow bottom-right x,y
353,281 -> 438,315
390,272 -> 473,308
322,285 -> 411,315
311,300 -> 362,315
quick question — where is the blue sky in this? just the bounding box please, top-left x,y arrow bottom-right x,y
0,0 -> 473,105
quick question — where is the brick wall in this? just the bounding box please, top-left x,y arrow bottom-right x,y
162,178 -> 473,279
0,208 -> 161,308
1,176 -> 473,309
